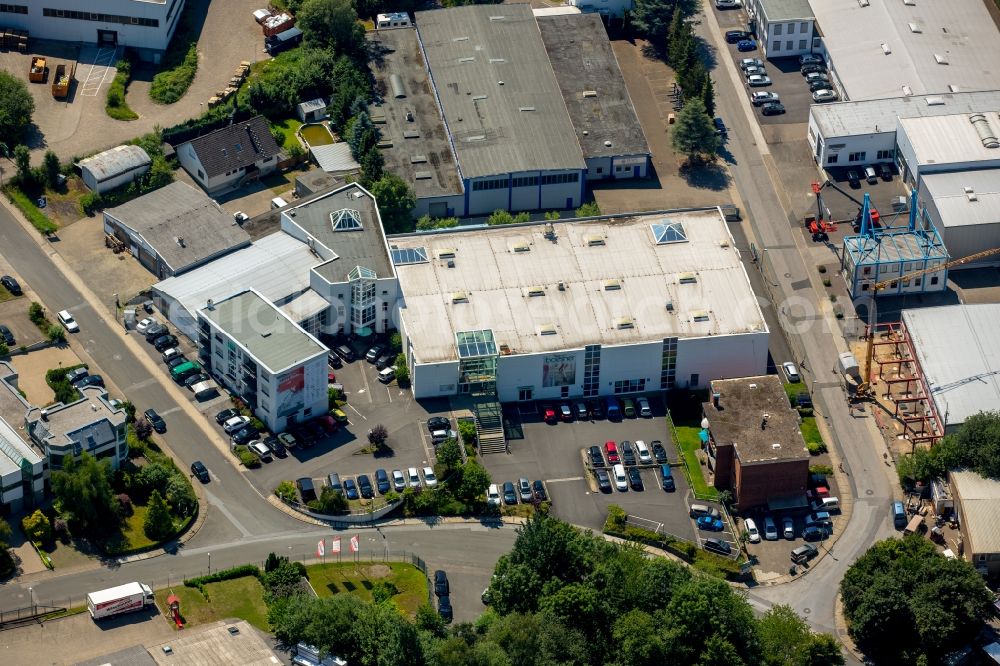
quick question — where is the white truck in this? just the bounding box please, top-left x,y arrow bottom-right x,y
87,582 -> 155,620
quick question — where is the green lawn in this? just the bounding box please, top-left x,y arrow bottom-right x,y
673,425 -> 719,501
800,416 -> 822,446
0,285 -> 16,302
155,576 -> 269,631
99,506 -> 192,555
271,118 -> 303,149
307,562 -> 427,616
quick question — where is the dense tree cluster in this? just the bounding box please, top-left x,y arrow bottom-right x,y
898,411 -> 1000,485
0,72 -> 35,144
842,536 -> 992,665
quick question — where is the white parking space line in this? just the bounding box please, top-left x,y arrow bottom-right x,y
79,47 -> 117,97
385,384 -> 392,402
545,476 -> 585,483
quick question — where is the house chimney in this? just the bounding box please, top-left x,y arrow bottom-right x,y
40,409 -> 48,421
712,391 -> 721,408
761,413 -> 769,430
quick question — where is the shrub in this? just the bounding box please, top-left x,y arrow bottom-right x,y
106,59 -> 139,121
184,564 -> 261,599
604,504 -> 627,531
371,580 -> 399,603
150,41 -> 198,104
458,420 -> 477,448
117,493 -> 134,517
142,489 -> 175,542
575,201 -> 600,217
810,464 -> 834,475
822,278 -> 831,287
0,341 -> 8,357
22,509 -> 53,544
53,518 -> 70,543
79,191 -> 104,215
28,302 -> 44,325
5,188 -> 57,234
249,417 -> 266,433
275,480 -> 297,503
47,325 -> 65,343
236,445 -> 259,468
817,265 -> 827,274
806,441 -> 828,455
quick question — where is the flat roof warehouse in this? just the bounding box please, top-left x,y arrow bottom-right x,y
390,209 -> 767,364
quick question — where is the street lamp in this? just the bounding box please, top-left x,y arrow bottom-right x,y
207,552 -> 211,575
27,586 -> 34,613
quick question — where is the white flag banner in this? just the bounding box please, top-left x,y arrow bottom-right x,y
350,534 -> 359,553
331,536 -> 342,554
317,540 -> 325,557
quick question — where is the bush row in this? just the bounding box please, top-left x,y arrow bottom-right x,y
183,564 -> 261,600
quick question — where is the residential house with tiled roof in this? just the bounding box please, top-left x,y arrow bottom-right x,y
175,116 -> 282,195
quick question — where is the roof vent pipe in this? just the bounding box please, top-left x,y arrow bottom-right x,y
970,113 -> 999,148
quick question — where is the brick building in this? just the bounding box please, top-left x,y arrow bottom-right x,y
702,375 -> 810,511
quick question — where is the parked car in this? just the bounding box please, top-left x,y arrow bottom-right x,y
761,102 -> 786,116
357,474 -> 374,499
847,170 -> 861,187
612,464 -> 628,491
57,309 -> 79,333
588,399 -> 604,419
805,512 -> 832,529
559,403 -> 573,422
635,440 -> 652,464
605,396 -> 621,420
517,477 -> 532,502
799,53 -> 823,66
434,570 -> 449,597
333,345 -> 354,362
153,335 -> 178,352
800,63 -> 826,75
427,416 -> 450,432
0,275 -> 22,295
393,469 -> 406,492
183,372 -> 209,388
737,39 -> 757,52
266,435 -> 286,458
697,516 -> 724,531
143,324 -> 166,341
659,464 -> 675,491
627,467 -> 644,491
621,398 -> 636,418
713,117 -> 727,136
589,445 -> 605,468
892,501 -> 907,529
136,317 -> 158,334
423,467 -> 438,488
0,325 -> 14,346
162,348 -> 181,364
763,516 -> 778,540
783,517 -> 795,540
223,415 -> 251,434
437,595 -> 453,623
802,525 -> 827,541
408,467 -> 421,489
812,89 -> 838,102
747,74 -> 772,87
575,402 -> 588,419
703,538 -> 732,556
782,361 -> 800,382
652,440 -> 667,464
532,480 -> 547,502
330,408 -> 349,424
543,405 -> 557,424
144,408 -> 166,433
596,469 -> 612,493
297,477 -> 317,503
343,478 -> 360,500
65,367 -> 88,384
750,90 -> 779,106
231,426 -> 259,446
166,355 -> 189,369
715,0 -> 739,8
278,432 -> 298,450
808,81 -> 832,93
805,71 -> 830,84
375,468 -> 390,494
365,344 -> 386,363
690,504 -> 721,520
878,163 -> 893,180
745,518 -> 761,543
791,543 -> 818,563
864,166 -> 878,184
604,440 -> 620,464
487,483 -> 501,506
327,352 -> 342,369
502,481 -> 517,505
190,461 -> 210,483
249,440 -> 272,462
74,374 -> 105,389
725,30 -> 751,43
375,354 -> 394,370
620,440 -> 636,466
740,58 -> 764,70
743,64 -> 766,77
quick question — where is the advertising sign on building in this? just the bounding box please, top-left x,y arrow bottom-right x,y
542,354 -> 577,387
276,366 -> 305,417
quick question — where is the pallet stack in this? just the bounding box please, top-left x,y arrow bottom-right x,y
0,28 -> 29,51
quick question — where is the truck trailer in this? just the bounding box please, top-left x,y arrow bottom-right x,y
87,582 -> 155,620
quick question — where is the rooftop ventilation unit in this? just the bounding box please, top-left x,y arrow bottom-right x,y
603,279 -> 622,291
410,155 -> 427,164
858,0 -> 869,6
519,106 -> 536,112
489,15 -> 505,20
585,235 -> 606,246
666,301 -> 674,312
582,90 -> 598,98
934,53 -> 948,65
489,58 -> 506,64
538,324 -> 557,336
451,291 -> 468,304
949,84 -> 960,92
414,171 -> 432,180
691,310 -> 710,322
510,240 -> 530,253
902,85 -> 913,96
679,272 -> 697,284
525,286 -> 545,297
881,43 -> 891,55
908,22 -> 921,33
903,0 -> 915,4
459,57 -> 474,63
970,113 -> 1000,148
614,317 -> 634,330
389,74 -> 405,98
925,96 -> 945,106
967,187 -> 979,202
452,36 -> 468,42
436,248 -> 456,259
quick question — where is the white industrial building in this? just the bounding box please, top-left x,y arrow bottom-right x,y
0,362 -> 45,515
901,304 -> 1000,433
895,113 -> 1000,188
78,145 -> 151,194
0,0 -> 186,59
746,0 -> 816,60
565,0 -> 631,19
920,170 -> 1000,264
197,290 -> 328,433
390,209 -> 769,401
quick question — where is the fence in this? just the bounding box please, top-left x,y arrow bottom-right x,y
0,604 -> 67,629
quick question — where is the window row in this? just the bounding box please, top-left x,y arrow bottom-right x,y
43,8 -> 160,27
0,4 -> 27,14
541,172 -> 580,185
472,178 -> 506,191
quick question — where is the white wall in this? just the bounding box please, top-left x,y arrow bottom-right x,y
760,18 -> 814,58
412,361 -> 459,398
810,130 -> 896,168
467,178 -> 509,216
257,354 -> 328,432
539,172 -> 583,211
0,467 -> 24,511
83,164 -> 149,194
612,155 -> 649,179
676,332 -> 769,389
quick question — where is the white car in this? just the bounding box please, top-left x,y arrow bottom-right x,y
715,0 -> 739,7
805,72 -> 830,84
487,483 -> 501,506
745,518 -> 761,543
223,415 -> 251,434
744,65 -> 766,77
812,89 -> 838,102
57,309 -> 79,333
407,467 -> 421,488
136,317 -> 158,334
783,517 -> 795,540
782,361 -> 800,383
637,396 -> 652,418
392,469 -> 406,491
750,91 -> 779,106
612,464 -> 628,492
423,466 -> 438,488
747,74 -> 772,87
763,516 -> 778,541
635,440 -> 652,464
248,440 -> 272,462
739,58 -> 764,70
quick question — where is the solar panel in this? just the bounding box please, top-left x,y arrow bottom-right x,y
651,220 -> 688,245
391,247 -> 428,265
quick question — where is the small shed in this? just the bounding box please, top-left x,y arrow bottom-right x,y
297,98 -> 327,123
78,145 -> 152,194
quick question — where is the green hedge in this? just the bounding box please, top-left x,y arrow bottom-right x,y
106,60 -> 138,120
150,42 -> 197,104
184,564 -> 260,600
4,187 -> 57,234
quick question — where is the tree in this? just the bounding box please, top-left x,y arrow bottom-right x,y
13,144 -> 31,187
633,0 -> 676,43
671,98 -> 720,162
575,201 -> 600,217
360,147 -> 385,187
701,76 -> 716,118
841,536 -> 992,664
42,151 -> 61,189
457,461 -> 491,503
22,509 -> 52,544
0,72 -> 35,144
51,452 -> 118,536
134,418 -> 153,441
758,604 -> 844,666
667,10 -> 691,69
368,173 -> 415,234
313,485 -> 349,514
263,559 -> 306,601
298,0 -> 364,55
346,111 -> 379,159
143,490 -> 175,541
437,438 -> 462,469
367,424 -> 389,450
165,474 -> 197,516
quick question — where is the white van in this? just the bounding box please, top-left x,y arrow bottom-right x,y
376,12 -> 411,29
612,464 -> 628,491
377,367 -> 396,384
810,497 -> 840,512
270,196 -> 288,210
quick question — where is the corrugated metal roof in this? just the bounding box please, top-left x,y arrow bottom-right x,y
950,470 -> 1000,555
903,304 -> 1000,429
899,114 -> 1000,168
78,145 -> 151,182
414,4 -> 585,178
310,142 -> 360,173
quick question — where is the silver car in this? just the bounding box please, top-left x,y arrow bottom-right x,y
518,478 -> 532,502
750,91 -> 779,106
812,89 -> 838,102
747,75 -> 772,87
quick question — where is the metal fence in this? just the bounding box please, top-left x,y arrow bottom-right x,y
0,604 -> 67,629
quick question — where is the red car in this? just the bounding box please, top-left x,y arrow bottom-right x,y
807,487 -> 830,501
604,441 -> 620,464
328,371 -> 336,383
543,405 -> 557,424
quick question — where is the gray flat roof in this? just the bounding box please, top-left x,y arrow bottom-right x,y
810,90 -> 1000,139
283,184 -> 394,283
899,114 -> 1000,169
810,0 -> 1000,100
200,290 -> 326,374
704,375 -> 810,464
368,28 -> 462,198
414,4 -> 586,179
903,304 -> 1000,429
950,471 -> 1000,555
145,621 -> 280,666
923,170 -> 1000,229
536,13 -> 649,160
391,209 -> 767,364
104,181 -> 251,274
760,0 -> 813,22
26,387 -> 126,450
